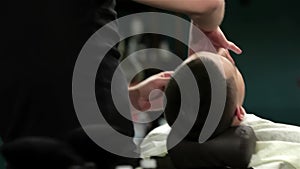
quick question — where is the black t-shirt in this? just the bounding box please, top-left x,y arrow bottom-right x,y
0,0 -> 134,142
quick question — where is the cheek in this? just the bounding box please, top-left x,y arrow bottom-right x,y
240,76 -> 246,102
236,76 -> 245,104
241,83 -> 245,101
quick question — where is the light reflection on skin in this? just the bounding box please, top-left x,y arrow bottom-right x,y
219,55 -> 246,126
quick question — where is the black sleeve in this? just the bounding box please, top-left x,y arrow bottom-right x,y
0,137 -> 84,169
0,0 -> 135,141
167,125 -> 257,169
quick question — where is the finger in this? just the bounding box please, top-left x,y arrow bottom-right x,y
148,90 -> 164,101
148,96 -> 165,111
217,48 -> 227,57
227,41 -> 242,54
225,49 -> 235,64
156,77 -> 171,85
217,48 -> 235,64
138,100 -> 151,112
153,78 -> 171,90
159,71 -> 174,78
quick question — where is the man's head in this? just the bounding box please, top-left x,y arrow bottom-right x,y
164,52 -> 246,141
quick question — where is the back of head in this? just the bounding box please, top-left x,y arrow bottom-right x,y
164,52 -> 238,141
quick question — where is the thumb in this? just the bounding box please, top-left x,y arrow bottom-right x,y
159,71 -> 174,78
217,48 -> 235,64
154,78 -> 171,90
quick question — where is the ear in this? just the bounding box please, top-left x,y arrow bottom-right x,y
235,106 -> 245,121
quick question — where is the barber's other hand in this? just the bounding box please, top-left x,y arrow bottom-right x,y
203,27 -> 242,63
129,71 -> 173,111
217,48 -> 234,63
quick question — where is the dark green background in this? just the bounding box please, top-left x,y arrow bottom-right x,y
222,0 -> 300,125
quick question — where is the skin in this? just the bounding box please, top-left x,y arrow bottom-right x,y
205,28 -> 242,62
135,0 -> 242,61
134,0 -> 225,31
218,53 -> 246,126
128,0 -> 243,112
185,52 -> 246,126
128,71 -> 173,111
129,52 -> 246,127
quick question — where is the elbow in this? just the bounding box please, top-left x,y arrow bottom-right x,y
207,0 -> 224,14
189,0 -> 225,31
190,0 -> 224,16
206,0 -> 225,27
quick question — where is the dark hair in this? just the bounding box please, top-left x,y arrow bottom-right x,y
164,54 -> 238,141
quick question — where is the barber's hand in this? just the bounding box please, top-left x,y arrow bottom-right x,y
203,27 -> 242,63
129,71 -> 173,111
217,48 -> 232,62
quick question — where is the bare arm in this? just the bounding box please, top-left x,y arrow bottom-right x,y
134,0 -> 225,31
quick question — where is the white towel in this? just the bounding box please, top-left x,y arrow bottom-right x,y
241,114 -> 300,143
140,123 -> 170,158
140,114 -> 300,169
241,114 -> 300,169
250,141 -> 300,169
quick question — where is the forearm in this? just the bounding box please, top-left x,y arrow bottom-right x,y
128,86 -> 141,110
134,0 -> 225,31
190,1 -> 225,32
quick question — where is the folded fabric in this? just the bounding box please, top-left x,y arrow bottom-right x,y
140,114 -> 300,169
250,141 -> 300,169
241,114 -> 300,143
242,114 -> 300,168
140,123 -> 170,158
249,160 -> 296,169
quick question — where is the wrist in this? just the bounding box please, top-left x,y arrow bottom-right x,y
190,18 -> 219,33
200,25 -> 220,34
128,86 -> 141,110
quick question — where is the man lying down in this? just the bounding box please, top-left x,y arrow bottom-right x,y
140,52 -> 300,169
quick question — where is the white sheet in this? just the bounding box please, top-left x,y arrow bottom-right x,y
140,114 -> 300,169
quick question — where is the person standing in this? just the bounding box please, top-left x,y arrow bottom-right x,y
1,0 -> 241,168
